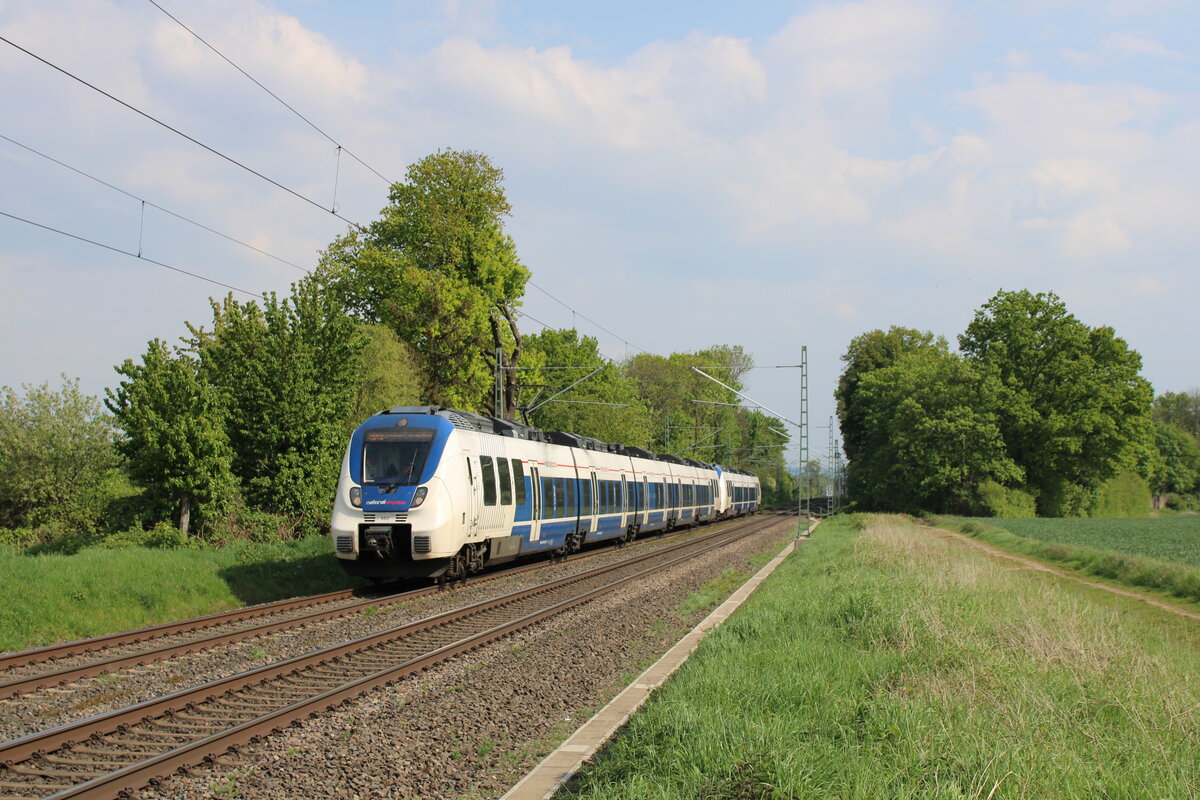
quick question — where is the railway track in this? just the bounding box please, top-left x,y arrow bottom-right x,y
0,515 -> 779,800
0,523 -> 715,700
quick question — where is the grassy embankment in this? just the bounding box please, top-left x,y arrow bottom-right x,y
0,536 -> 362,653
935,515 -> 1200,608
561,514 -> 1200,799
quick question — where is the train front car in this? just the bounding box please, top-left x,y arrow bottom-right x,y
331,407 -> 469,581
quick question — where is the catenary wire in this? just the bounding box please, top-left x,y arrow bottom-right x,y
144,0 -> 391,186
527,279 -> 645,355
0,209 -> 261,297
0,33 -> 364,231
0,133 -> 311,275
2,33 -> 650,355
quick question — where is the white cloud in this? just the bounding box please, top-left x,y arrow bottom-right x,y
3,0 -> 1200,415
1060,206 -> 1130,258
767,0 -> 946,97
1124,273 -> 1166,297
146,1 -> 370,111
1004,50 -> 1033,69
1063,32 -> 1194,66
959,72 -> 1165,162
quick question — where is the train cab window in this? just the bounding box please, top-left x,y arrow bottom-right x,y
362,428 -> 435,485
511,460 -> 526,505
497,458 -> 513,505
480,456 -> 497,506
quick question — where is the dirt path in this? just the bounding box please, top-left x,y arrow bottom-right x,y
918,520 -> 1200,622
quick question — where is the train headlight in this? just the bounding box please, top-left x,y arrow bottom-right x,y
410,486 -> 428,509
349,486 -> 362,508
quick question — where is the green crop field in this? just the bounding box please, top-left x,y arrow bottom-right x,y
990,517 -> 1200,567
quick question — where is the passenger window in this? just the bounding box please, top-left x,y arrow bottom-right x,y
481,456 -> 497,506
566,478 -> 576,516
581,478 -> 592,515
497,458 -> 512,505
512,459 -> 526,505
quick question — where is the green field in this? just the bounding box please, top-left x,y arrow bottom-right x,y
561,515 -> 1200,799
988,516 -> 1200,567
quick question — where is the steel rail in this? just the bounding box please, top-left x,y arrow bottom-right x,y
0,590 -> 359,672
43,520 -> 780,800
0,515 -> 778,787
0,522 -> 718,699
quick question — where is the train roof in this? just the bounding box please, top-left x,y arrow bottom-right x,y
380,406 -> 757,479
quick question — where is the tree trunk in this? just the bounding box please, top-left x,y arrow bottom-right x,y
179,493 -> 192,537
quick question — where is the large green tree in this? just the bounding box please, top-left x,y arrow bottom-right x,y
0,378 -> 119,531
836,327 -> 948,467
624,345 -> 787,475
1153,390 -> 1200,439
107,342 -> 235,535
1153,421 -> 1200,496
959,290 -> 1153,515
187,280 -> 364,530
520,329 -> 654,447
317,149 -> 529,415
345,322 -> 425,432
846,349 -> 1021,513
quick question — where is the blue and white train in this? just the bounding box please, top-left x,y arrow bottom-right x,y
330,406 -> 761,581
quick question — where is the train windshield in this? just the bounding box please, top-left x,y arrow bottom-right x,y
362,428 -> 436,485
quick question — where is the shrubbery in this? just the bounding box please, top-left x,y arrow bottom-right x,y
975,480 -> 1037,518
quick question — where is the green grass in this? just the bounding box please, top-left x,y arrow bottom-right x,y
938,516 -> 1200,607
560,514 -> 1200,799
988,516 -> 1200,567
0,536 -> 363,652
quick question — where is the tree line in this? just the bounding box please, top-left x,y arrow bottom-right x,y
836,291 -> 1199,516
0,150 -> 789,550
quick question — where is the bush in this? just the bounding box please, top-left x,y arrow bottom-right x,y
96,521 -> 202,550
975,480 -> 1037,518
1092,471 -> 1152,518
202,497 -> 305,544
0,378 -> 120,531
0,527 -> 40,550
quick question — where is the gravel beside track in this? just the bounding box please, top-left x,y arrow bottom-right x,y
0,522 -> 765,744
130,519 -> 793,800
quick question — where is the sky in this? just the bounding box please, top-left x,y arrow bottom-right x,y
2,0 -> 1198,472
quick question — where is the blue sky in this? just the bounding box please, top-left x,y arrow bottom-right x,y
2,0 -> 1198,471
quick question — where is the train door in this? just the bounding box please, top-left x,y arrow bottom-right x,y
590,472 -> 598,536
624,474 -> 633,532
530,466 -> 541,541
461,450 -> 481,537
